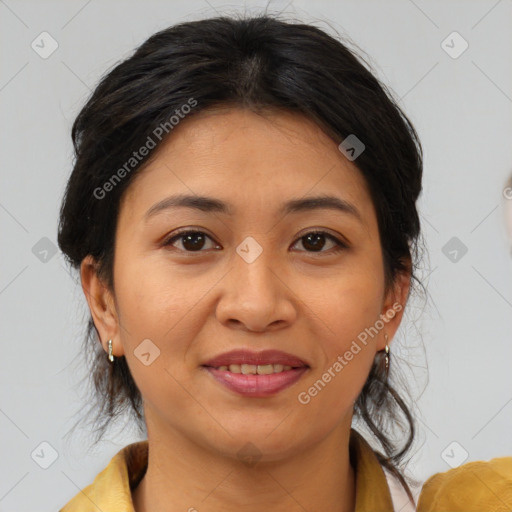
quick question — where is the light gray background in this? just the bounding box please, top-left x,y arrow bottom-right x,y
1,1 -> 511,510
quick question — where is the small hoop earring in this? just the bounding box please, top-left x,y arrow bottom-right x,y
107,339 -> 114,363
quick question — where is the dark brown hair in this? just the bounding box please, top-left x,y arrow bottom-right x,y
58,13 -> 425,503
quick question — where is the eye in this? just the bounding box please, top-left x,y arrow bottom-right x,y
291,230 -> 347,255
162,229 -> 219,252
162,229 -> 348,254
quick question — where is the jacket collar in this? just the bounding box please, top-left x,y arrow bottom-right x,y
60,428 -> 394,511
349,428 -> 395,511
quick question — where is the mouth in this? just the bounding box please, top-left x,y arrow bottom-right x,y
201,349 -> 310,397
204,363 -> 301,374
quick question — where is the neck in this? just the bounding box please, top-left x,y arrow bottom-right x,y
132,413 -> 356,512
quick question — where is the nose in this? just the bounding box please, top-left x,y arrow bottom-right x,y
214,244 -> 297,333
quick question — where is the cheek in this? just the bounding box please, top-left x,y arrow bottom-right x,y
296,301 -> 379,426
115,249 -> 204,329
309,263 -> 384,351
114,257 -> 207,373
298,268 -> 383,401
330,290 -> 382,350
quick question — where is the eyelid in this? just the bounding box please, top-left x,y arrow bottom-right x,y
162,226 -> 217,245
295,227 -> 349,245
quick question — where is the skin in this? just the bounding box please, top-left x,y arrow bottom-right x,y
81,107 -> 410,512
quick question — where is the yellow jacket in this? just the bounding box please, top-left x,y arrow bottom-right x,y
417,454 -> 512,511
59,429 -> 400,511
59,429 -> 512,511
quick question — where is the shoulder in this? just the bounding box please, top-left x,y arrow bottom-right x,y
59,440 -> 148,512
417,455 -> 512,512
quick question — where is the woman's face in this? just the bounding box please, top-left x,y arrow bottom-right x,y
83,107 -> 409,461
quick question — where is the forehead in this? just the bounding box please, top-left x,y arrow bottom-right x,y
119,107 -> 375,227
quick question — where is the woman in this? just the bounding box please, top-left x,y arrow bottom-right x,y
56,13 -> 507,512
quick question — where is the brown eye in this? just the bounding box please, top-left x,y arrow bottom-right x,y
163,230 -> 218,252
293,231 -> 347,254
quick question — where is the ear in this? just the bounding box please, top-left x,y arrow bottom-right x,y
376,260 -> 411,352
80,255 -> 125,358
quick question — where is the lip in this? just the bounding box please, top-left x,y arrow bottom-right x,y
203,366 -> 309,397
202,349 -> 310,368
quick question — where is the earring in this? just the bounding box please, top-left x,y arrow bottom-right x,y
384,332 -> 390,377
107,339 -> 114,363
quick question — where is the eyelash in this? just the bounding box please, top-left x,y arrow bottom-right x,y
162,228 -> 348,256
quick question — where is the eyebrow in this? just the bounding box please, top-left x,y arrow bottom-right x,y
144,193 -> 363,223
